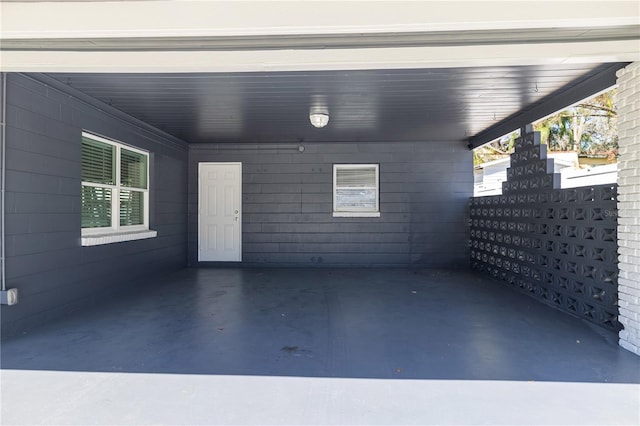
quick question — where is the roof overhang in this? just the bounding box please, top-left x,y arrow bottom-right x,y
1,1 -> 638,144
1,1 -> 638,73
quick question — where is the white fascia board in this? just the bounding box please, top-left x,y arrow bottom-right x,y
2,40 -> 638,73
1,1 -> 639,39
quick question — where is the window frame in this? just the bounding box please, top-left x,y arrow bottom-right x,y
333,163 -> 381,218
81,132 -> 155,245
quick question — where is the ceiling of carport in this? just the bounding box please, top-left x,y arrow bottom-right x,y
4,1 -> 638,145
48,63 -> 620,145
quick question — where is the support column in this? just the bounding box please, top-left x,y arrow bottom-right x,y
616,62 -> 640,355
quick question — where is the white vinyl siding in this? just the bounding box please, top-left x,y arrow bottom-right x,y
333,164 -> 380,217
81,132 -> 156,245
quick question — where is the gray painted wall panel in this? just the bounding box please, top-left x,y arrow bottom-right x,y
7,232 -> 78,257
1,73 -> 189,335
189,141 -> 471,267
6,147 -> 80,178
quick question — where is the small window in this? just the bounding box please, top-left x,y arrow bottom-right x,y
81,132 -> 156,245
333,164 -> 380,217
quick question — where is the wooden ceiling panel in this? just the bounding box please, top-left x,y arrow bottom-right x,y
48,63 -> 618,144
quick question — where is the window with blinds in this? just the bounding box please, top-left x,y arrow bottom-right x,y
333,164 -> 380,217
81,132 -> 150,234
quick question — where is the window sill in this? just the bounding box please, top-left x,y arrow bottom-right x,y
333,212 -> 381,218
81,230 -> 157,246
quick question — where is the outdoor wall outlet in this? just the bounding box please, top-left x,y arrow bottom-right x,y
0,288 -> 18,305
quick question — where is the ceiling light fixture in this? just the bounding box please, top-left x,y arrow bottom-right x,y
309,112 -> 329,128
309,102 -> 329,128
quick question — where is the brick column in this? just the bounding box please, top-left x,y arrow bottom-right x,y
616,62 -> 640,355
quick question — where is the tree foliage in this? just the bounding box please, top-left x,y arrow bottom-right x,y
473,89 -> 618,166
472,130 -> 518,166
534,90 -> 617,158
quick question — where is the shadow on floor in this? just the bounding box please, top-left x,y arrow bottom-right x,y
2,268 -> 639,383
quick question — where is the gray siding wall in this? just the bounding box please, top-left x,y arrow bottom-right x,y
1,73 -> 189,334
189,142 -> 471,267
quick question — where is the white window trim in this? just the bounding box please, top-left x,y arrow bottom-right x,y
81,132 -> 156,246
332,211 -> 381,218
333,163 -> 381,218
81,230 -> 158,246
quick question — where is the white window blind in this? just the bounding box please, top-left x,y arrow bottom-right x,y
333,164 -> 380,217
81,137 -> 115,185
81,132 -> 151,239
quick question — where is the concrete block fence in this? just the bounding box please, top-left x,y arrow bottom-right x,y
471,127 -> 620,332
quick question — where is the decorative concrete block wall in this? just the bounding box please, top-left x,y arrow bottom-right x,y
616,62 -> 640,355
471,127 -> 620,331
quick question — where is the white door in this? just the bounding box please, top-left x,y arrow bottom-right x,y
198,162 -> 242,262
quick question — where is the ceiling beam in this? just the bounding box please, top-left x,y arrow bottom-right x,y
2,41 -> 639,73
467,62 -> 626,149
3,26 -> 639,52
2,1 -> 639,40
1,1 -> 639,73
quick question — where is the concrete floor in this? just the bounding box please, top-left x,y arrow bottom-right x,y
2,268 -> 639,425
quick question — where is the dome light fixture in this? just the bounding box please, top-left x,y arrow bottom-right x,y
309,102 -> 329,128
309,112 -> 329,128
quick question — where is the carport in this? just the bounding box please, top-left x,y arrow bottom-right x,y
1,1 -> 640,424
2,267 -> 640,424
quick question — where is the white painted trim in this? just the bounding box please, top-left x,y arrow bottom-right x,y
2,1 -> 638,39
3,41 -> 638,73
82,224 -> 148,236
81,230 -> 157,247
333,212 -> 381,218
2,2 -> 638,73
